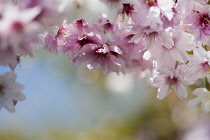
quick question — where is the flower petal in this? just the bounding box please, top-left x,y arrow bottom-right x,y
187,95 -> 205,108
157,85 -> 171,100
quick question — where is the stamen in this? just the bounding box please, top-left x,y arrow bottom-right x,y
146,0 -> 157,6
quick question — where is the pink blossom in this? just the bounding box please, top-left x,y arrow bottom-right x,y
0,4 -> 41,69
73,43 -> 125,74
111,23 -> 153,74
131,0 -> 174,30
176,0 -> 201,16
148,29 -> 194,67
44,23 -> 71,55
0,49 -> 19,70
129,27 -> 174,49
184,46 -> 210,84
92,14 -> 113,34
0,71 -> 25,113
152,67 -> 188,99
44,19 -> 92,58
63,20 -> 105,59
185,5 -> 210,45
18,0 -> 65,28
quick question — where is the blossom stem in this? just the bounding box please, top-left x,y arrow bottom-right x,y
175,61 -> 179,69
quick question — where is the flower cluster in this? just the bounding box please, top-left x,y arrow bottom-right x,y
43,0 -> 210,112
44,16 -> 152,74
2,0 -> 210,113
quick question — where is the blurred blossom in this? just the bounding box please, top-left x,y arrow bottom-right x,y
187,88 -> 210,113
0,71 -> 25,113
181,119 -> 210,140
0,4 -> 42,69
172,102 -> 199,130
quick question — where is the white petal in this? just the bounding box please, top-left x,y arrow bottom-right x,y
129,33 -> 141,44
159,31 -> 174,49
12,92 -> 26,101
3,71 -> 16,83
193,88 -> 209,96
152,75 -> 165,86
175,84 -> 188,99
187,96 -> 205,108
21,7 -> 41,22
158,0 -> 174,20
201,100 -> 210,113
170,49 -> 185,63
157,86 -> 171,100
2,99 -> 15,113
148,7 -> 160,18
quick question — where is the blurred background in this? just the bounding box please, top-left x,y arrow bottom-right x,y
1,0 -> 210,140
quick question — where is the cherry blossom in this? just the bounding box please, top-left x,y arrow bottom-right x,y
185,46 -> 210,84
148,28 -> 194,67
131,0 -> 174,30
0,4 -> 42,69
151,67 -> 188,100
185,5 -> 210,45
0,71 -> 25,113
187,88 -> 210,112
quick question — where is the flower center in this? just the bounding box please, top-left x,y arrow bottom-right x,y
12,21 -> 23,33
146,0 -> 157,6
199,13 -> 210,27
146,32 -> 158,39
122,3 -> 134,16
78,37 -> 92,47
75,19 -> 87,28
95,45 -> 119,59
95,47 -> 107,59
166,76 -> 178,86
202,61 -> 210,73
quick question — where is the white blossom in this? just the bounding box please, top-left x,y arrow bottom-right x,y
187,88 -> 210,112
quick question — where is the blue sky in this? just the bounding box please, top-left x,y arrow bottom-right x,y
0,49 -> 149,132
